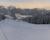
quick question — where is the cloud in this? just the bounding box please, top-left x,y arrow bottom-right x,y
0,0 -> 50,3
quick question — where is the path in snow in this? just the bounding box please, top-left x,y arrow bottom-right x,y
0,19 -> 50,40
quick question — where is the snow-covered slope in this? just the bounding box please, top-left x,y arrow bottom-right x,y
0,19 -> 49,40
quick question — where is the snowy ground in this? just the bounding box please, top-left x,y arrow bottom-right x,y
0,19 -> 50,40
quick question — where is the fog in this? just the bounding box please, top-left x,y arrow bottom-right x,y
0,19 -> 49,40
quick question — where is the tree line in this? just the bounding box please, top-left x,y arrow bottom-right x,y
0,6 -> 50,24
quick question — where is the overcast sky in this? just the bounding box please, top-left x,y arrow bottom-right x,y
0,0 -> 50,3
